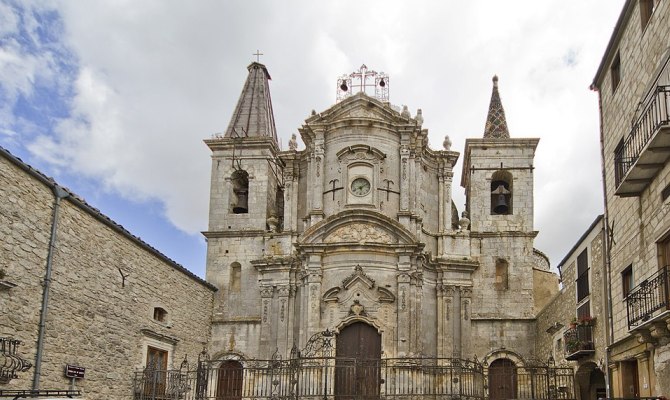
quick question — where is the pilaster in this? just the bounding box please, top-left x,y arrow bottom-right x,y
259,285 -> 275,358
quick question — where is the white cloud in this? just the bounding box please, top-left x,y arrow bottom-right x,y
14,0 -> 625,267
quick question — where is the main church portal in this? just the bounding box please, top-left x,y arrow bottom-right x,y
335,322 -> 381,399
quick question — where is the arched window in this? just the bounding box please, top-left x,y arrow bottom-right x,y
230,262 -> 241,292
153,307 -> 168,322
490,170 -> 513,215
495,258 -> 509,290
231,170 -> 249,214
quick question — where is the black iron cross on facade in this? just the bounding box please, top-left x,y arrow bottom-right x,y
324,179 -> 344,200
377,179 -> 399,200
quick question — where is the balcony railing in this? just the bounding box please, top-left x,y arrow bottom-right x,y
614,85 -> 670,195
626,265 -> 670,328
563,325 -> 594,360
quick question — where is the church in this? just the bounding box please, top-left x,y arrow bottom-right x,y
0,61 -> 575,400
204,62 -> 560,371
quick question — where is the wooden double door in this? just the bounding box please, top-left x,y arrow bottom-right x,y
335,322 -> 382,400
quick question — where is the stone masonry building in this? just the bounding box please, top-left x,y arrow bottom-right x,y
590,0 -> 670,396
535,216 -> 608,399
0,148 -> 216,399
204,60 -> 560,391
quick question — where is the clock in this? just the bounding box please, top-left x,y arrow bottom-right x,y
350,177 -> 371,196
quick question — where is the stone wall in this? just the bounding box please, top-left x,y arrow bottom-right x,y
595,0 -> 670,395
0,152 -> 215,399
535,217 -> 607,390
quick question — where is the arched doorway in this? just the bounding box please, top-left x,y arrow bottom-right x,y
216,360 -> 243,400
335,322 -> 382,399
575,362 -> 606,400
488,358 -> 517,400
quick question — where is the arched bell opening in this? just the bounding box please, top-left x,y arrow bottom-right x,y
230,170 -> 249,214
490,170 -> 513,215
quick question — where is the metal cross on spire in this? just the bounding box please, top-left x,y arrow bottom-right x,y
253,50 -> 264,62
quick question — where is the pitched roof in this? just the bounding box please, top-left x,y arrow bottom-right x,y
0,145 -> 217,292
483,75 -> 510,139
224,62 -> 278,142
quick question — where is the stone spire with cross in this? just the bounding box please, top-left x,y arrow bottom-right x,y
223,61 -> 278,142
483,75 -> 510,139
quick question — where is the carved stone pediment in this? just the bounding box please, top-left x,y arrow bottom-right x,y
342,265 -> 375,289
336,144 -> 386,165
325,223 -> 394,244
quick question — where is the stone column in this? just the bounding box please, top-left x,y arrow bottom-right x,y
443,285 -> 455,357
399,145 -> 410,211
311,132 -> 325,225
259,286 -> 275,358
444,171 -> 453,230
460,287 -> 472,358
286,285 -> 297,354
436,283 -> 445,357
438,171 -> 445,234
276,285 -> 291,356
305,255 -> 323,341
284,168 -> 298,232
396,271 -> 411,357
452,286 -> 462,358
411,271 -> 423,354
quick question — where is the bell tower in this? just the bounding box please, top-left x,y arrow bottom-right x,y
204,62 -> 283,355
461,76 -> 538,234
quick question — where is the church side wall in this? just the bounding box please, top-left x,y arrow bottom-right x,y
0,155 -> 214,399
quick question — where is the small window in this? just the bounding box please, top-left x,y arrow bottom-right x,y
495,258 -> 509,290
577,300 -> 591,319
153,307 -> 168,322
230,262 -> 242,292
576,249 -> 589,301
640,0 -> 656,30
622,265 -> 633,298
659,236 -> 670,270
611,52 -> 621,92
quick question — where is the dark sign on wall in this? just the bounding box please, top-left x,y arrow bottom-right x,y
65,365 -> 85,379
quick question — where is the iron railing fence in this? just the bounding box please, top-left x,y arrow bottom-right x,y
597,398 -> 667,400
134,356 -> 575,400
486,363 -> 574,400
626,265 -> 670,328
614,85 -> 670,187
562,324 -> 594,355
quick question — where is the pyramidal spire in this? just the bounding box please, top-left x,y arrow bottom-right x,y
224,62 -> 278,141
483,75 -> 510,139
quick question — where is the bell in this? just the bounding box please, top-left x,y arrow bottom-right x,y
340,82 -> 348,91
233,189 -> 249,214
493,194 -> 508,214
379,78 -> 386,87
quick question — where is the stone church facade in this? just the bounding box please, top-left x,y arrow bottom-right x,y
205,62 -> 559,368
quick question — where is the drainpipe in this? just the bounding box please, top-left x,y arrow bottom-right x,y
594,84 -> 614,398
33,184 -> 69,390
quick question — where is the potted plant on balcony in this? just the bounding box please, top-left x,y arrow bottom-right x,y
579,315 -> 595,326
566,338 -> 580,353
569,317 -> 578,329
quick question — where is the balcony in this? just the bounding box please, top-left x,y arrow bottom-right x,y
626,266 -> 670,332
563,324 -> 595,360
614,85 -> 670,196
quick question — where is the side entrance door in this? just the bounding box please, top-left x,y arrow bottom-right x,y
335,322 -> 382,400
488,358 -> 517,400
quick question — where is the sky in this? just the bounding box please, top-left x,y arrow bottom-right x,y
1,1 -> 626,278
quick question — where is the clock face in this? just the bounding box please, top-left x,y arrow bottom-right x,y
351,177 -> 371,196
